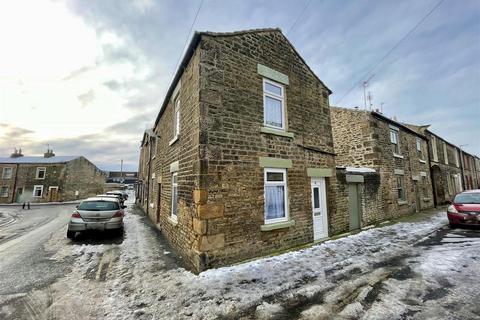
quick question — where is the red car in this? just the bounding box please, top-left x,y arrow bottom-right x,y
447,189 -> 480,227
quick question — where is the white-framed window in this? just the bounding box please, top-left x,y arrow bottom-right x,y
36,167 -> 46,179
416,137 -> 423,159
33,185 -> 43,198
390,129 -> 400,155
2,167 -> 12,179
432,136 -> 438,161
263,79 -> 285,130
396,176 -> 405,201
454,149 -> 460,167
173,93 -> 180,139
264,168 -> 288,223
151,136 -> 157,159
0,186 -> 8,197
171,172 -> 178,220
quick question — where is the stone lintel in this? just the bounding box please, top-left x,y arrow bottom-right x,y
346,174 -> 364,183
259,157 -> 292,169
257,64 -> 289,85
307,168 -> 333,178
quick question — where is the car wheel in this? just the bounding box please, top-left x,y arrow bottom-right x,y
449,223 -> 457,229
115,227 -> 124,237
67,230 -> 76,239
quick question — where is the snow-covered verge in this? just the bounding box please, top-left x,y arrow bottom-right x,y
36,203 -> 453,320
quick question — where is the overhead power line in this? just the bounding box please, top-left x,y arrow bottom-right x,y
169,0 -> 204,85
334,0 -> 445,105
286,0 -> 312,36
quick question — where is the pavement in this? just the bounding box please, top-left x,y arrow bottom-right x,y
0,199 -> 478,320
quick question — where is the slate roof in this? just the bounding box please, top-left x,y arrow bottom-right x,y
0,156 -> 80,164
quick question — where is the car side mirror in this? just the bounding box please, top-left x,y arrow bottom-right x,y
75,205 -> 79,208
122,205 -> 127,209
445,200 -> 452,205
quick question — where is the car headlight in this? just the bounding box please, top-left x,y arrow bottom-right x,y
447,205 -> 458,214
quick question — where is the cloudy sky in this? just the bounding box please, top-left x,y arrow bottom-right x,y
0,0 -> 479,170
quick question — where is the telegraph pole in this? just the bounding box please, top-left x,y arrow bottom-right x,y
120,159 -> 124,184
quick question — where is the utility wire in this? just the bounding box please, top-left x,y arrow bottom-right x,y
169,0 -> 204,85
334,0 -> 445,105
286,0 -> 312,36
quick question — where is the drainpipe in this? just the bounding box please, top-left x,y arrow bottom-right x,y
459,149 -> 466,190
426,138 -> 437,208
10,164 -> 19,204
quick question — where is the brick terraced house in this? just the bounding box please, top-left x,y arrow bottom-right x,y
0,149 -> 105,203
136,28 -> 339,272
331,107 -> 434,228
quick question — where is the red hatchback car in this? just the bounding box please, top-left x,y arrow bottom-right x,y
447,189 -> 480,227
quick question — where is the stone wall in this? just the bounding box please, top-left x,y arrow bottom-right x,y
331,107 -> 434,229
64,157 -> 106,200
196,30 -> 336,269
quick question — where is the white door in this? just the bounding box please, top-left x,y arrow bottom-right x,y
311,178 -> 328,241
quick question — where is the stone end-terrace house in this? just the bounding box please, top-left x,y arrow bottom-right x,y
0,151 -> 105,203
330,107 -> 434,230
137,28 -> 338,272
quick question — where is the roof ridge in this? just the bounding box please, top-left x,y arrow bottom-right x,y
199,28 -> 282,37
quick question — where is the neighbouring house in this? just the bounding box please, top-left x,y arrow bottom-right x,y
330,107 -> 434,230
474,156 -> 480,189
136,28 -> 338,272
460,151 -> 478,191
105,170 -> 138,184
405,126 -> 465,205
0,149 -> 106,203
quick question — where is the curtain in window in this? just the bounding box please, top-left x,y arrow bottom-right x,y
265,185 -> 285,219
265,96 -> 282,128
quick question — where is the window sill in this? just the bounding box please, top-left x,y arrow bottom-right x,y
167,216 -> 178,226
397,200 -> 408,205
169,136 -> 179,146
393,153 -> 404,159
419,159 -> 426,164
422,197 -> 431,202
260,127 -> 294,138
261,219 -> 295,231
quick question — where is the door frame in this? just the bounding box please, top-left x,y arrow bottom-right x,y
311,177 -> 329,241
48,186 -> 59,202
15,187 -> 24,203
348,183 -> 362,231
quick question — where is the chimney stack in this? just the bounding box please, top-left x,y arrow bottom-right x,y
10,148 -> 24,158
44,148 -> 55,158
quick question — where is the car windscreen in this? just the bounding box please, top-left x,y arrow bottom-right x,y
78,201 -> 119,211
454,193 -> 480,204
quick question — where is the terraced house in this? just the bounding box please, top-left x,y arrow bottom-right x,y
0,149 -> 105,203
330,107 -> 434,230
136,28 -> 338,272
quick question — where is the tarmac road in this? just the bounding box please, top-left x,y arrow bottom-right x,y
0,205 -> 75,298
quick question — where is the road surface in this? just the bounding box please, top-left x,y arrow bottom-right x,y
0,202 -> 478,320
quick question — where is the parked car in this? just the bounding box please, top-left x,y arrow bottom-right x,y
67,197 -> 125,239
107,190 -> 128,200
447,189 -> 480,227
97,193 -> 124,205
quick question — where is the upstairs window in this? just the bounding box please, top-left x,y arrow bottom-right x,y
416,138 -> 423,159
264,168 -> 288,223
2,167 -> 12,179
390,129 -> 400,155
432,136 -> 438,162
443,142 -> 448,165
36,167 -> 46,179
263,79 -> 285,130
173,94 -> 180,139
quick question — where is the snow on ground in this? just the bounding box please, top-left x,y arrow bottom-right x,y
39,199 -> 454,320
